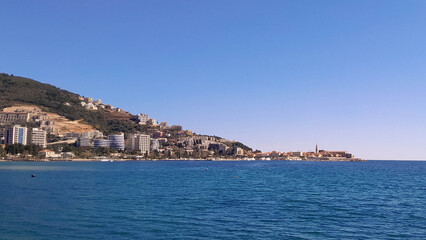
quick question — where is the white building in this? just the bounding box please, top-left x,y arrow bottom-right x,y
233,147 -> 244,156
6,125 -> 28,145
78,137 -> 92,147
93,139 -> 112,148
127,133 -> 151,154
29,128 -> 47,148
38,149 -> 60,158
108,134 -> 125,151
85,102 -> 98,110
0,113 -> 29,125
81,130 -> 104,139
147,119 -> 157,126
137,114 -> 149,125
151,139 -> 160,151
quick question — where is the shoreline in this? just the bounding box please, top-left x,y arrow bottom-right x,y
1,158 -> 366,162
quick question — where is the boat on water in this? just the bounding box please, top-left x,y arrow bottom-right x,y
96,156 -> 110,162
100,159 -> 114,162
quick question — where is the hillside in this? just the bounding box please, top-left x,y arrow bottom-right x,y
0,73 -> 253,152
3,105 -> 95,134
0,73 -> 143,134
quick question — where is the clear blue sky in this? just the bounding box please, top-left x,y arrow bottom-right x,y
1,0 -> 426,160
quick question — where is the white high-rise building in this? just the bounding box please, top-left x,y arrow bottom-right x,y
127,133 -> 151,154
6,125 -> 28,145
29,128 -> 47,148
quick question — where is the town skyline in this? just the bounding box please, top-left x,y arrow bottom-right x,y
1,1 -> 426,160
0,74 -> 363,162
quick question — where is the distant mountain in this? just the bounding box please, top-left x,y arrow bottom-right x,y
0,73 -> 253,152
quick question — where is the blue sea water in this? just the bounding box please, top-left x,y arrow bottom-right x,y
0,160 -> 425,239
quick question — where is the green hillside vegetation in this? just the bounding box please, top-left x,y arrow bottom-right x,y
0,73 -> 143,134
226,141 -> 253,152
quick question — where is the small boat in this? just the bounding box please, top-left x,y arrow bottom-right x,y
96,156 -> 109,162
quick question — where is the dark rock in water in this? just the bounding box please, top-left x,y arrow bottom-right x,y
31,174 -> 36,177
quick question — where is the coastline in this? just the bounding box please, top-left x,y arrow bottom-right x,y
0,158 -> 366,162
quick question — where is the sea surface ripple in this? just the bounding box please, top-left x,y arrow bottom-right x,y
0,160 -> 425,239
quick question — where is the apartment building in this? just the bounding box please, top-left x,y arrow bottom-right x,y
6,125 -> 28,145
29,128 -> 47,148
0,113 -> 29,126
127,133 -> 151,154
